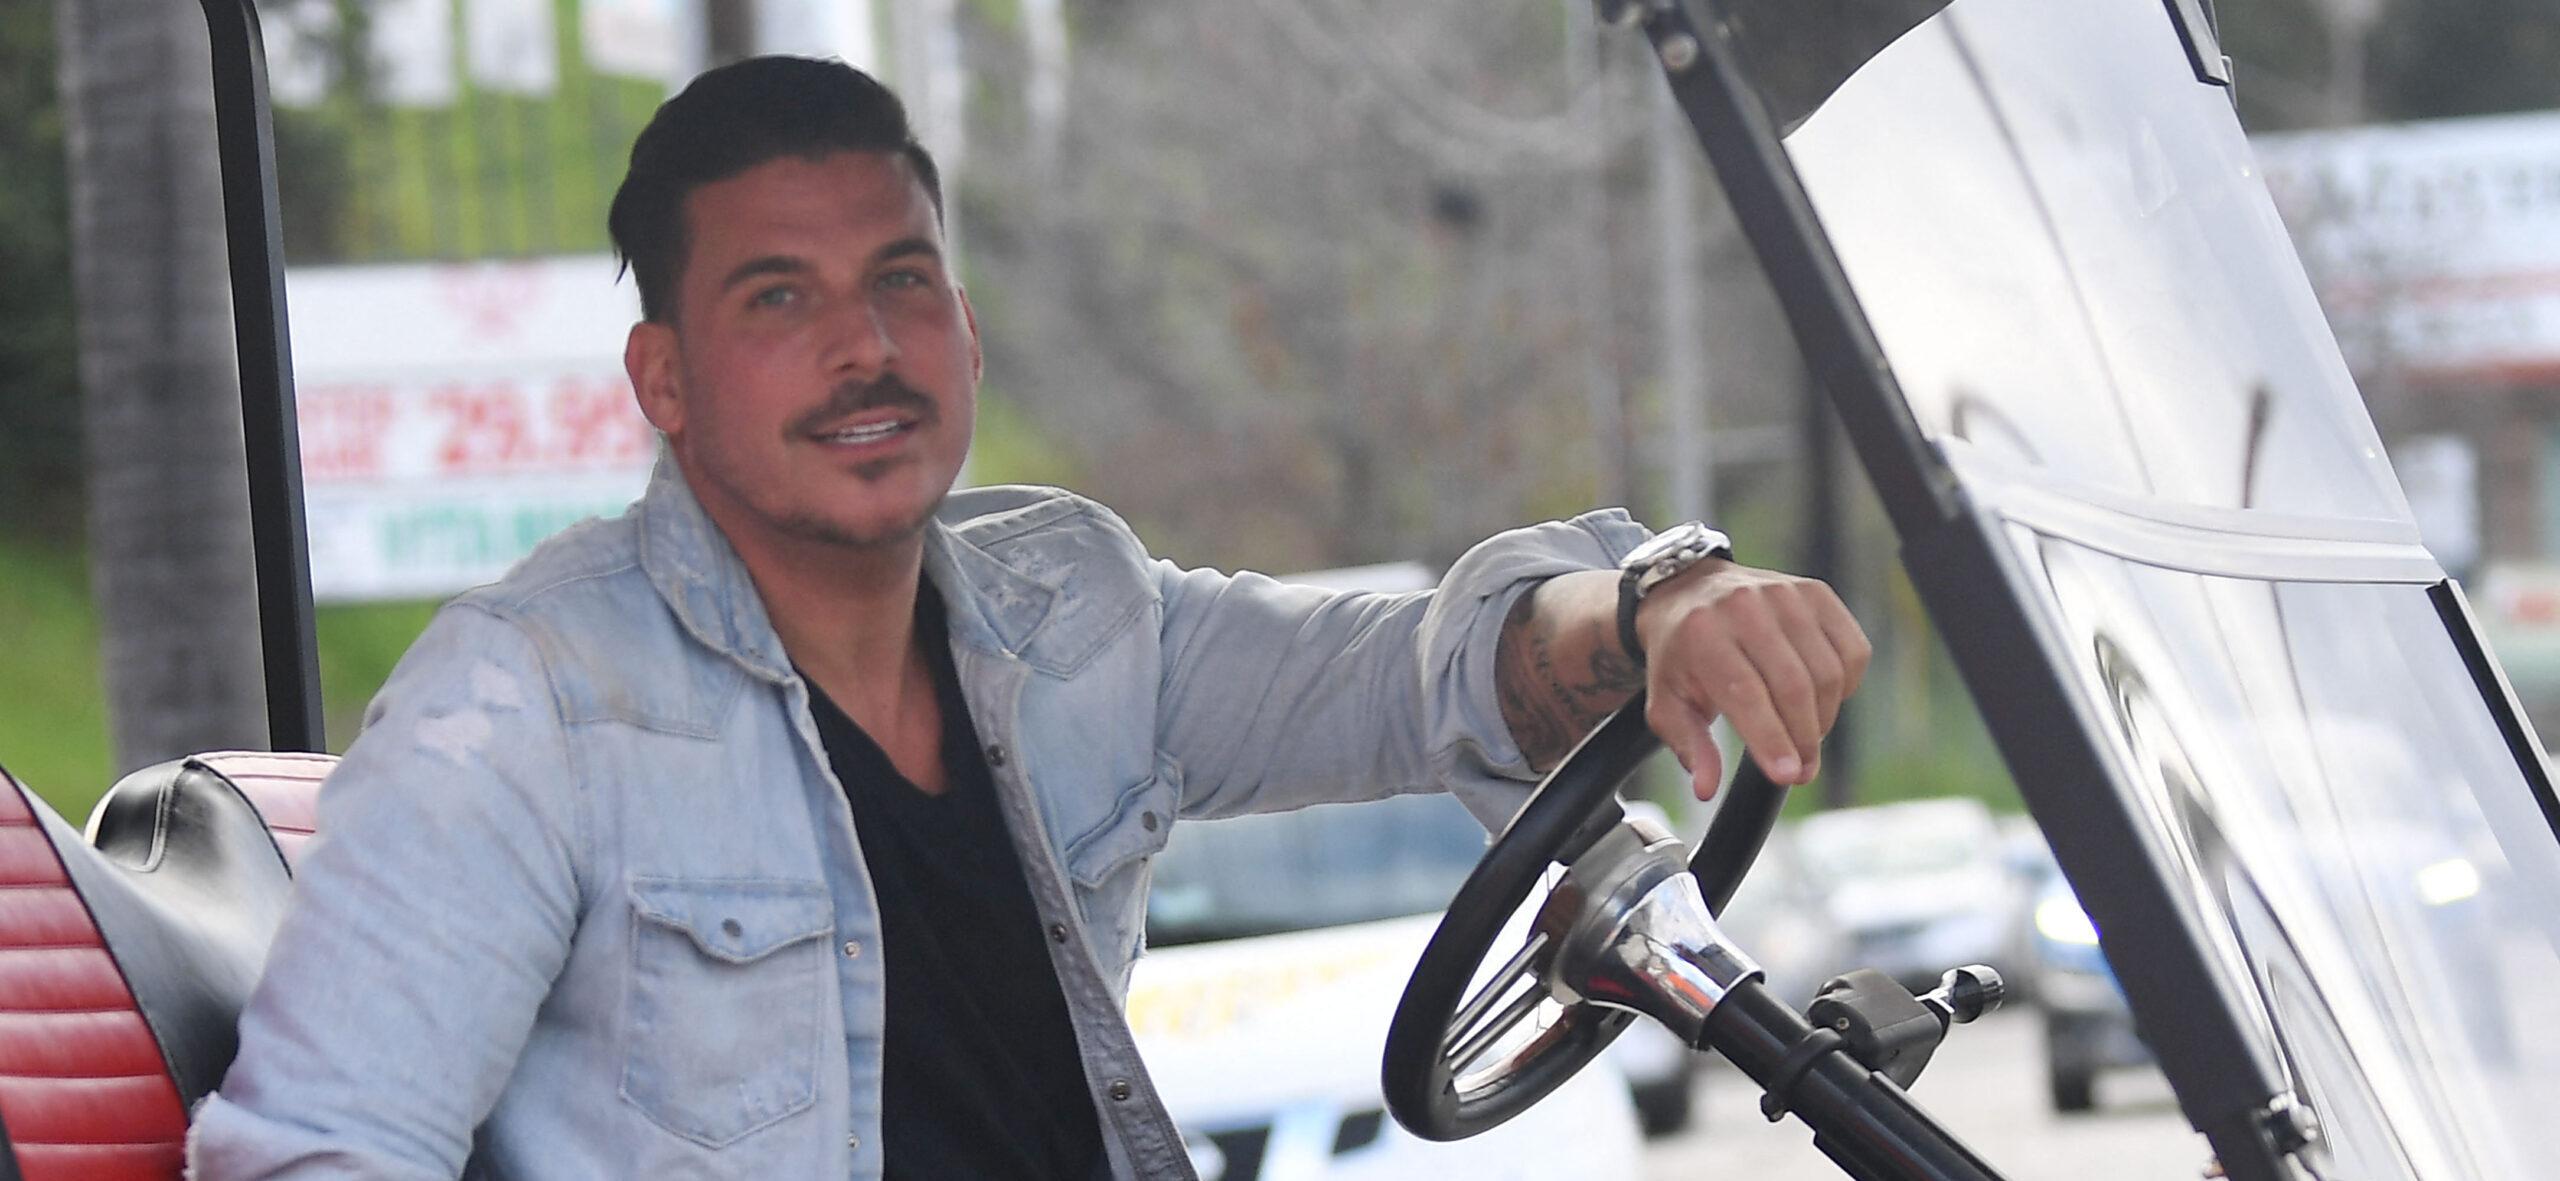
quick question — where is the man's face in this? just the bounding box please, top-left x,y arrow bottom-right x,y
626,149 -> 979,557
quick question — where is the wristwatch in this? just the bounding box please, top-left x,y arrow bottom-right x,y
1617,522 -> 1733,668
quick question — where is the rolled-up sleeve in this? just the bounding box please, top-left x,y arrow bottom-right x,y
1154,509 -> 1649,826
189,604 -> 584,1180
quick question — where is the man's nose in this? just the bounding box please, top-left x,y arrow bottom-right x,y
825,295 -> 901,376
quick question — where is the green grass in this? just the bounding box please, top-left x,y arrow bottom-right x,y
0,537 -> 112,817
315,598 -> 442,750
0,533 -> 437,822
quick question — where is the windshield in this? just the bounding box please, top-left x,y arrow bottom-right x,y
2018,534 -> 2560,1178
1709,0 -> 2560,1175
1776,0 -> 2409,523
1145,793 -> 1487,947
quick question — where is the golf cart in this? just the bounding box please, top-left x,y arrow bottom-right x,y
4,1 -> 2558,1180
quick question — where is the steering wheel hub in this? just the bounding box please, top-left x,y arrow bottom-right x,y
1533,820 -> 1760,1045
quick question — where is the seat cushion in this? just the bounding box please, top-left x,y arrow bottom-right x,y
75,756 -> 305,1110
0,763 -> 189,1181
181,751 -> 331,871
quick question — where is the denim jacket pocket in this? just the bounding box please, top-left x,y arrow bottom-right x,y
620,877 -> 835,1148
1061,756 -> 1180,986
1063,754 -> 1181,889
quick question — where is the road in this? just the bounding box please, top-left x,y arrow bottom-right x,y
1642,1008 -> 2213,1181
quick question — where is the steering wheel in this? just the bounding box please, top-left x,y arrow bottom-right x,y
1381,691 -> 1787,1141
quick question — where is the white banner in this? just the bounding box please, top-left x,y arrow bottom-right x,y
2258,111 -> 2560,383
289,256 -> 652,601
260,0 -> 339,108
755,0 -> 878,71
304,476 -> 650,602
584,0 -> 691,84
464,0 -> 559,95
368,0 -> 457,107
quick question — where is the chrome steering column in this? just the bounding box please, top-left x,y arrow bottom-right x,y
1534,816 -> 1763,1048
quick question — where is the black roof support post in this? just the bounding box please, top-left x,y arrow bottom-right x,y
197,0 -> 325,753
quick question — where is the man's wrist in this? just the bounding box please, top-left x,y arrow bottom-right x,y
1614,523 -> 1733,668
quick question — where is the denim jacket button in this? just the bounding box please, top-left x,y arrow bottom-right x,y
842,940 -> 862,958
1107,1079 -> 1133,1102
1048,922 -> 1069,944
847,1134 -> 861,1150
1139,810 -> 1159,832
985,744 -> 1007,768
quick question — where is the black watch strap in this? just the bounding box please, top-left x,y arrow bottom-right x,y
1615,523 -> 1733,669
1617,570 -> 1648,670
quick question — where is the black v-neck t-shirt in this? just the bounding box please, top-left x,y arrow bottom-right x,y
800,592 -> 1103,1180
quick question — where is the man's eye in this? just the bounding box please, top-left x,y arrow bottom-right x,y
748,286 -> 799,309
876,269 -> 929,291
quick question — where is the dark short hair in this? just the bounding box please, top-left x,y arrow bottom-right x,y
607,56 -> 944,323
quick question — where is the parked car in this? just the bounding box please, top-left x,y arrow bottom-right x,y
2018,783 -> 2513,1117
1710,817 -> 1854,1007
2023,868 -> 2151,1113
1794,798 -> 2030,994
1134,792 -> 1651,1177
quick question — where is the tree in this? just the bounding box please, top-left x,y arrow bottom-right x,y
55,0 -> 267,772
2223,0 -> 2560,131
956,0 -> 1709,573
0,1 -> 77,540
2368,0 -> 2560,121
705,0 -> 755,65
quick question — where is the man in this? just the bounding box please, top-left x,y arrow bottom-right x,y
191,57 -> 1866,1180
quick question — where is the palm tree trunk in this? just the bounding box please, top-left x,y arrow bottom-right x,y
56,0 -> 267,776
704,0 -> 756,64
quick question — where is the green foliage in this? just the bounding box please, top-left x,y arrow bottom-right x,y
963,0 -> 1023,35
268,0 -> 663,262
969,390 -> 1088,489
1841,695 -> 2020,815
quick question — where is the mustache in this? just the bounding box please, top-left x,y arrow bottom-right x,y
790,376 -> 937,436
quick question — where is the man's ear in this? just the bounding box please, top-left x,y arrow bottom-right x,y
626,320 -> 684,436
958,286 -> 983,383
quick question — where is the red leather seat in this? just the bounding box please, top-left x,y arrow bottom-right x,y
184,752 -> 331,872
0,752 -> 333,1180
0,768 -> 190,1181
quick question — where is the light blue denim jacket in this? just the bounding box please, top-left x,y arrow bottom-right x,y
188,458 -> 1648,1180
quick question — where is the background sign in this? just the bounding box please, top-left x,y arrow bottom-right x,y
2257,111 -> 2560,383
289,255 -> 652,601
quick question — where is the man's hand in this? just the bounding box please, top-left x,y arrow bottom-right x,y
1493,561 -> 1870,800
1633,559 -> 1869,798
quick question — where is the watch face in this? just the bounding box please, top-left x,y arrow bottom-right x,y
1625,523 -> 1733,596
1626,523 -> 1710,568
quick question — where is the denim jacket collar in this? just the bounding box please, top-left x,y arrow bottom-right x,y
633,453 -> 1061,681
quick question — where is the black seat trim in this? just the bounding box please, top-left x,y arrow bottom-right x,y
62,757 -> 295,1108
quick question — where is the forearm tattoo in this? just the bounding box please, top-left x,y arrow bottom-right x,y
1495,583 -> 1645,770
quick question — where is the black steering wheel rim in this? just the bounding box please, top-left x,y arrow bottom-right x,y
1381,690 -> 1789,1141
